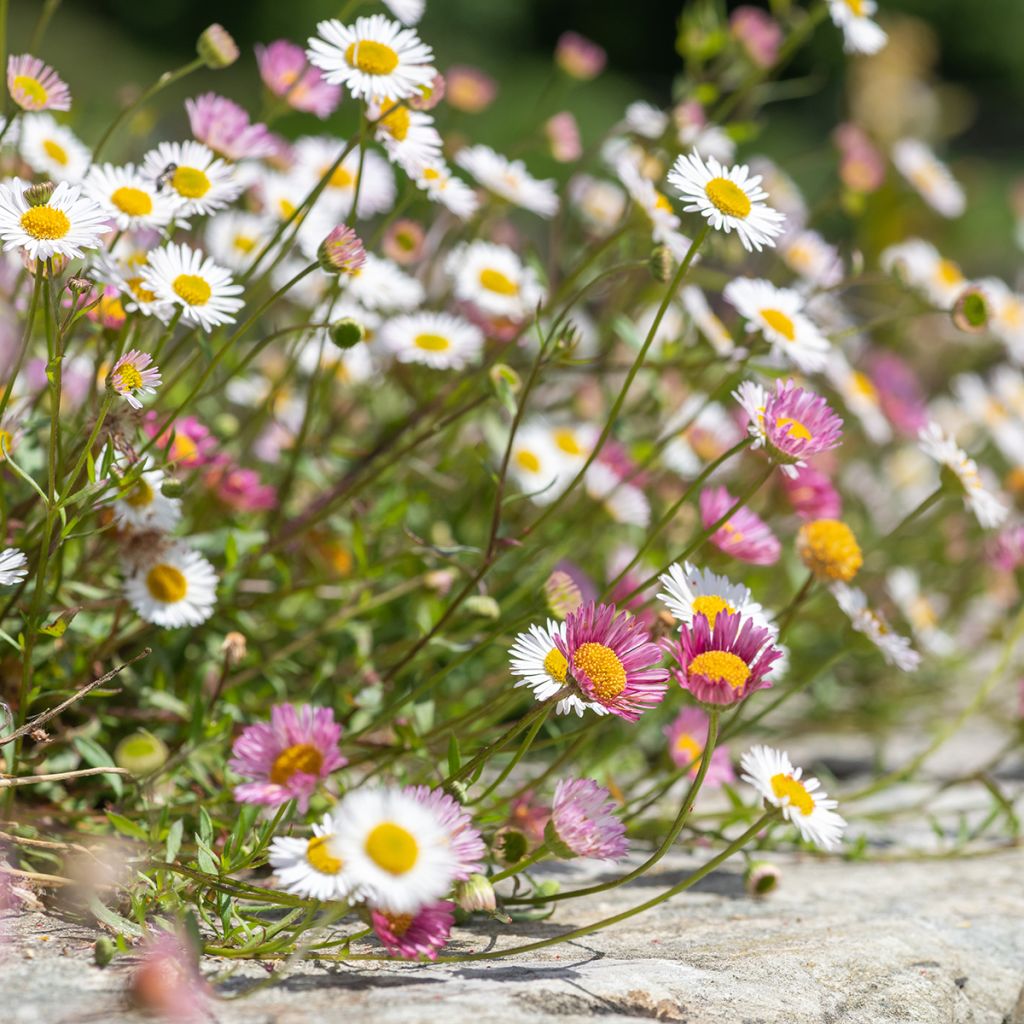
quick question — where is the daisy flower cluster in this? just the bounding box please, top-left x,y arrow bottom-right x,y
1,0 -> 1021,981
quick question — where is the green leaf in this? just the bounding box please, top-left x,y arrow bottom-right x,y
88,895 -> 143,938
198,806 -> 214,846
447,735 -> 461,778
105,811 -> 148,842
164,819 -> 184,864
74,736 -> 123,798
195,836 -> 219,875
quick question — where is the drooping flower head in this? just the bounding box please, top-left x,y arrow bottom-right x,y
109,350 -> 161,410
740,745 -> 847,850
371,901 -> 454,961
671,610 -> 781,706
699,485 -> 781,566
185,93 -> 275,161
229,703 -> 346,812
549,778 -> 628,860
735,379 -> 843,477
7,54 -> 71,112
552,601 -> 669,722
664,707 -> 735,786
797,518 -> 863,583
668,151 -> 786,252
256,40 -> 342,118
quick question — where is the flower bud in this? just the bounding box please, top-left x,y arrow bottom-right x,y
545,569 -> 582,619
66,275 -> 93,296
649,245 -> 674,283
318,226 -> 367,276
329,317 -> 366,350
409,72 -> 446,111
492,827 -> 528,866
23,181 -> 55,207
464,594 -> 500,619
94,936 -> 117,967
160,478 -> 185,498
114,731 -> 168,775
744,860 -> 781,896
220,630 -> 247,666
197,24 -> 239,69
454,873 -> 496,913
952,287 -> 989,334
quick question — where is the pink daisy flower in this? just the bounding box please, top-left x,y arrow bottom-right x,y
7,54 -> 70,112
371,900 -> 454,960
555,31 -> 606,80
146,414 -> 217,469
445,65 -> 497,114
780,463 -> 842,520
404,785 -> 485,880
229,704 -> 346,811
205,461 -> 276,511
663,707 -> 735,786
731,6 -> 783,68
185,93 -> 275,161
670,610 -> 782,707
109,350 -> 161,410
553,601 -> 669,722
550,777 -> 628,860
507,790 -> 550,847
735,379 -> 843,477
699,485 -> 781,565
990,524 -> 1024,571
255,40 -> 342,119
867,351 -> 929,437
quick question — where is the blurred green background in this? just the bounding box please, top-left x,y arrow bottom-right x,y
10,0 -> 1024,268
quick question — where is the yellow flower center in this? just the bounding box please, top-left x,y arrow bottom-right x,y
365,822 -> 419,875
705,177 -> 752,219
572,641 -> 626,702
691,594 -> 734,629
0,428 -> 12,459
128,276 -> 158,304
688,650 -> 751,689
145,563 -> 188,603
269,742 -> 324,784
542,646 -> 568,682
306,834 -> 343,875
553,428 -> 583,456
329,165 -> 355,189
379,102 -> 411,142
19,206 -> 70,240
760,307 -> 796,342
515,449 -> 541,473
345,40 -> 400,76
383,912 -> 414,936
414,333 -> 450,352
479,267 -> 519,296
111,186 -> 153,218
720,520 -> 745,545
171,433 -> 198,463
172,273 -> 212,306
116,364 -> 144,391
124,478 -> 154,508
99,294 -> 125,322
797,518 -> 863,582
172,165 -> 211,199
233,234 -> 257,254
843,0 -> 865,15
674,732 -> 703,766
653,191 -> 673,214
42,138 -> 68,165
422,166 -> 441,182
770,772 -> 815,815
12,75 -> 48,107
935,259 -> 963,287
277,198 -> 297,220
776,416 -> 812,441
851,371 -> 877,400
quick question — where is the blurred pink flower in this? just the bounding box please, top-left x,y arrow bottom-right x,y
445,65 -> 497,113
546,111 -> 582,163
205,461 -> 276,511
256,40 -> 342,119
186,93 -> 275,160
555,31 -> 606,80
731,6 -> 782,68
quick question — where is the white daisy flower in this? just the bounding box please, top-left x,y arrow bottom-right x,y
140,140 -> 243,217
657,561 -> 776,638
953,373 -> 1024,463
269,813 -> 361,902
668,151 -> 786,252
623,100 -> 668,139
342,252 -> 423,312
508,619 -> 606,717
382,0 -> 425,26
124,543 -> 218,629
445,241 -> 546,320
918,421 -> 1007,528
831,582 -> 921,671
780,229 -> 843,288
331,786 -> 457,914
506,421 -> 572,505
141,243 -> 244,331
0,548 -> 28,586
408,158 -> 479,220
19,113 -> 90,181
379,311 -> 483,370
93,250 -> 176,322
204,210 -> 274,273
886,567 -> 954,657
306,14 -> 435,102
977,277 -> 1024,359
681,286 -> 735,355
585,461 -> 650,528
568,174 -> 627,234
828,0 -> 888,54
740,745 -> 847,850
892,139 -> 965,219
880,238 -> 967,308
456,144 -> 559,218
0,178 -> 108,262
84,163 -> 183,230
723,277 -> 830,371
111,465 -> 181,533
293,138 -> 397,219
368,97 -> 442,173
616,157 -> 692,260
823,351 -> 891,445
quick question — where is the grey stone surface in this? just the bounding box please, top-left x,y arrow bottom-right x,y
6,845 -> 1024,1024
